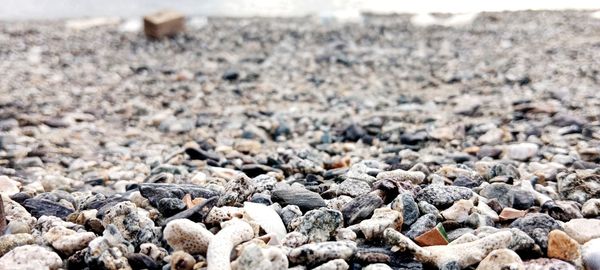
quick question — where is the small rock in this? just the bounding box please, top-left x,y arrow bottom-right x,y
479,183 -> 534,210
0,233 -> 35,256
476,248 -> 524,270
0,176 -> 19,196
102,201 -> 162,247
418,201 -> 442,220
170,250 -> 195,270
312,259 -> 349,270
287,241 -> 356,266
43,226 -> 95,255
556,171 -> 600,204
126,253 -> 160,270
416,185 -> 472,209
282,232 -> 308,248
547,230 -> 581,264
581,199 -> 600,217
441,199 -> 473,222
143,10 -> 185,39
157,198 -> 187,217
231,242 -> 288,270
523,258 -> 576,270
563,218 -> 600,244
341,193 -> 384,225
377,169 -> 425,185
296,208 -> 343,242
22,198 -> 74,219
336,178 -> 370,197
0,245 -> 62,270
510,213 -> 561,251
405,213 -> 437,240
272,187 -> 326,212
391,193 -> 420,226
363,263 -> 393,270
582,238 -> 600,270
504,143 -> 539,161
280,205 -> 303,231
499,208 -> 527,221
217,174 -> 256,207
541,200 -> 583,221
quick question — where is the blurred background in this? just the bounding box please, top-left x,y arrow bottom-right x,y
2,0 -> 600,20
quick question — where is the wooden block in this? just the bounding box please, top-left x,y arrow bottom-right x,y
143,10 -> 185,38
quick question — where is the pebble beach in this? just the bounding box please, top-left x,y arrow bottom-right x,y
1,10 -> 600,270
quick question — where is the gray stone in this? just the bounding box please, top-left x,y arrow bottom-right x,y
391,192 -> 420,226
416,185 -> 472,209
509,213 -> 561,252
405,213 -> 437,240
341,193 -> 384,225
217,174 -> 256,206
296,208 -> 343,242
336,178 -> 371,197
272,187 -> 326,212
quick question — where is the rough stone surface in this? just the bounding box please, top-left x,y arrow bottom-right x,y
295,208 -> 343,243
416,185 -> 472,209
563,218 -> 600,244
476,248 -> 524,270
0,245 -> 62,270
547,230 -> 581,263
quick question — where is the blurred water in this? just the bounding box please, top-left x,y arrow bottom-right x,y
1,0 -> 600,20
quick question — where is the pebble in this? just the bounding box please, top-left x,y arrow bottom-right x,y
101,201 -> 162,247
21,198 -> 74,219
43,225 -> 96,255
0,245 -> 62,270
287,241 -> 356,266
312,259 -> 349,270
523,258 -> 576,270
0,176 -> 20,196
363,263 -> 393,270
476,248 -> 524,270
509,213 -> 561,251
547,230 -> 581,264
391,192 -> 420,226
562,218 -> 600,244
376,169 -> 425,185
582,238 -> 600,270
341,193 -> 384,225
405,213 -> 437,240
170,250 -> 196,270
441,199 -> 473,222
504,143 -> 539,161
541,200 -> 583,221
336,178 -> 370,197
295,208 -> 343,242
479,183 -> 534,209
231,242 -> 288,270
0,233 -> 35,256
416,185 -> 472,209
272,187 -> 326,212
581,199 -> 600,217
